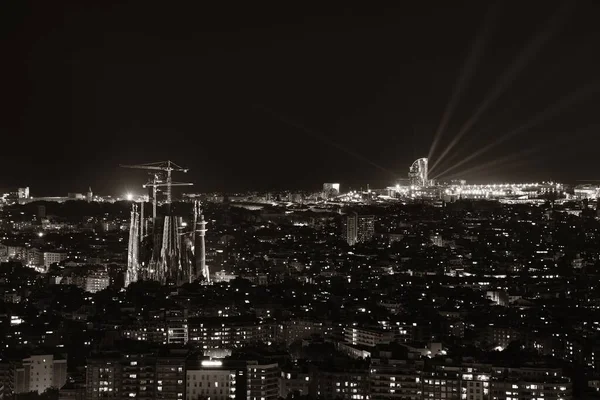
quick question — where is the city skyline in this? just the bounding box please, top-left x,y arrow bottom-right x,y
3,2 -> 600,195
5,3 -> 600,399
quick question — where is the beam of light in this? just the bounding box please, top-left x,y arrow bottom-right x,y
432,57 -> 569,175
254,104 -> 398,179
427,2 -> 497,162
436,121 -> 600,182
433,81 -> 600,179
429,2 -> 570,175
432,31 -> 595,175
434,147 -> 537,181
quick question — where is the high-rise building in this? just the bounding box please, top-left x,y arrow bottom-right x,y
13,355 -> 67,395
17,187 -> 30,199
186,360 -> 239,400
421,366 -> 464,400
342,213 -> 359,246
247,363 -> 279,400
85,350 -> 188,400
195,202 -> 209,283
166,309 -> 189,345
155,356 -> 187,400
408,158 -> 428,188
357,215 -> 375,243
370,354 -> 422,400
342,213 -> 375,246
323,183 -> 341,198
125,204 -> 140,287
312,366 -> 370,400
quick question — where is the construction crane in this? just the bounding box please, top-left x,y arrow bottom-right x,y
143,175 -> 193,219
120,161 -> 189,205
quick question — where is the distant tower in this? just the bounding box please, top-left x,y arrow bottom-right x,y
86,187 -> 93,202
139,201 -> 144,238
126,204 -> 140,287
153,215 -> 183,285
18,187 -> 30,200
323,183 -> 341,199
342,212 -> 358,246
408,158 -> 428,188
194,201 -> 209,283
342,212 -> 374,245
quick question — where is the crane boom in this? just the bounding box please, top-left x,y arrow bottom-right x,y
120,160 -> 189,204
120,161 -> 188,172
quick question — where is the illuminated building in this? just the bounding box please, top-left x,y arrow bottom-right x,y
323,183 -> 341,198
126,204 -> 140,287
430,233 -> 443,247
17,187 -> 29,199
188,318 -> 277,350
43,251 -> 68,269
342,213 -> 375,246
85,356 -> 120,399
408,158 -> 428,188
85,351 -> 187,400
283,319 -> 326,345
155,356 -> 187,399
27,248 -> 43,267
313,367 -> 370,400
370,355 -> 422,400
165,309 -> 189,345
122,326 -> 168,344
247,363 -> 279,400
194,202 -> 209,283
126,205 -> 207,287
120,310 -> 188,344
357,215 -> 375,242
342,213 -> 359,246
486,290 -> 509,307
489,367 -> 572,400
280,368 -> 311,398
345,327 -> 393,347
422,364 -> 491,400
85,271 -> 110,293
443,182 -> 564,201
186,360 -> 238,400
487,326 -> 519,350
574,184 -> 600,199
13,355 -> 67,395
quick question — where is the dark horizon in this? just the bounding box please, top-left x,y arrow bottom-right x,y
3,1 -> 600,196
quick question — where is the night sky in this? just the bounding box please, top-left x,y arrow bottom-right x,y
3,1 -> 600,196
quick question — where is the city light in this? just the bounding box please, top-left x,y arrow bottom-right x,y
201,360 -> 223,367
1,5 -> 592,400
